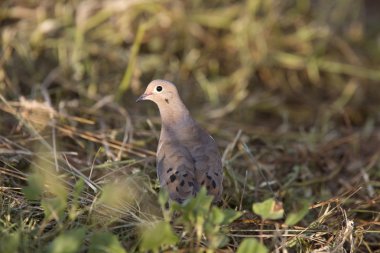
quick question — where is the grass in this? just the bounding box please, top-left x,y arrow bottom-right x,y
1,0 -> 380,252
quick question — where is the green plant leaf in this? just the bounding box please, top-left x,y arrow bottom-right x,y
140,221 -> 178,251
208,207 -> 242,226
89,231 -> 126,253
184,187 -> 214,212
23,173 -> 44,201
158,188 -> 169,208
252,198 -> 284,220
73,178 -> 85,201
69,179 -> 85,220
0,231 -> 20,253
210,206 -> 225,224
221,208 -> 242,225
285,199 -> 311,226
174,187 -> 214,224
41,196 -> 67,221
237,238 -> 268,253
47,228 -> 86,253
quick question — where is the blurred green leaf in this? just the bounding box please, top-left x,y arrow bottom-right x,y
46,176 -> 68,203
158,189 -> 172,222
209,207 -> 242,226
158,188 -> 169,208
23,146 -> 68,221
237,238 -> 268,253
221,208 -> 242,225
171,188 -> 241,250
172,187 -> 214,227
47,228 -> 86,253
116,22 -> 147,99
252,198 -> 284,220
0,231 -> 20,253
190,5 -> 241,29
41,197 -> 67,221
89,231 -> 126,253
73,178 -> 85,199
210,206 -> 225,224
272,52 -> 306,69
140,221 -> 178,252
69,178 -> 85,220
23,173 -> 44,201
98,180 -> 135,208
285,199 -> 311,226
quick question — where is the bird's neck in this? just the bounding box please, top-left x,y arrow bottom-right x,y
158,100 -> 193,135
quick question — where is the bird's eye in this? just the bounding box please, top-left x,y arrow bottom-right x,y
156,86 -> 163,92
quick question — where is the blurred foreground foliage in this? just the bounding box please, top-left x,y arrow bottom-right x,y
1,0 -> 380,252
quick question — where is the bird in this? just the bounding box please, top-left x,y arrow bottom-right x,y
136,80 -> 223,203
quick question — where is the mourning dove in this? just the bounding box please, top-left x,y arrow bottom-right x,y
137,80 -> 223,203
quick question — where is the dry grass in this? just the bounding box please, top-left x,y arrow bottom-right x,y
1,0 -> 380,252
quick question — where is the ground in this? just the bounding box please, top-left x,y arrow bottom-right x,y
1,0 -> 380,252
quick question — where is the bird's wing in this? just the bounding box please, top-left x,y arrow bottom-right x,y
188,127 -> 223,201
156,140 -> 197,203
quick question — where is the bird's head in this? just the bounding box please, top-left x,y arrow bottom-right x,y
136,80 -> 179,106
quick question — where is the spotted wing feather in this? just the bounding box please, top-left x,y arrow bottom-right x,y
157,141 -> 197,203
188,127 -> 223,202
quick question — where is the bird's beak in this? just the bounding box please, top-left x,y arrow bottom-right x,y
136,93 -> 151,102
